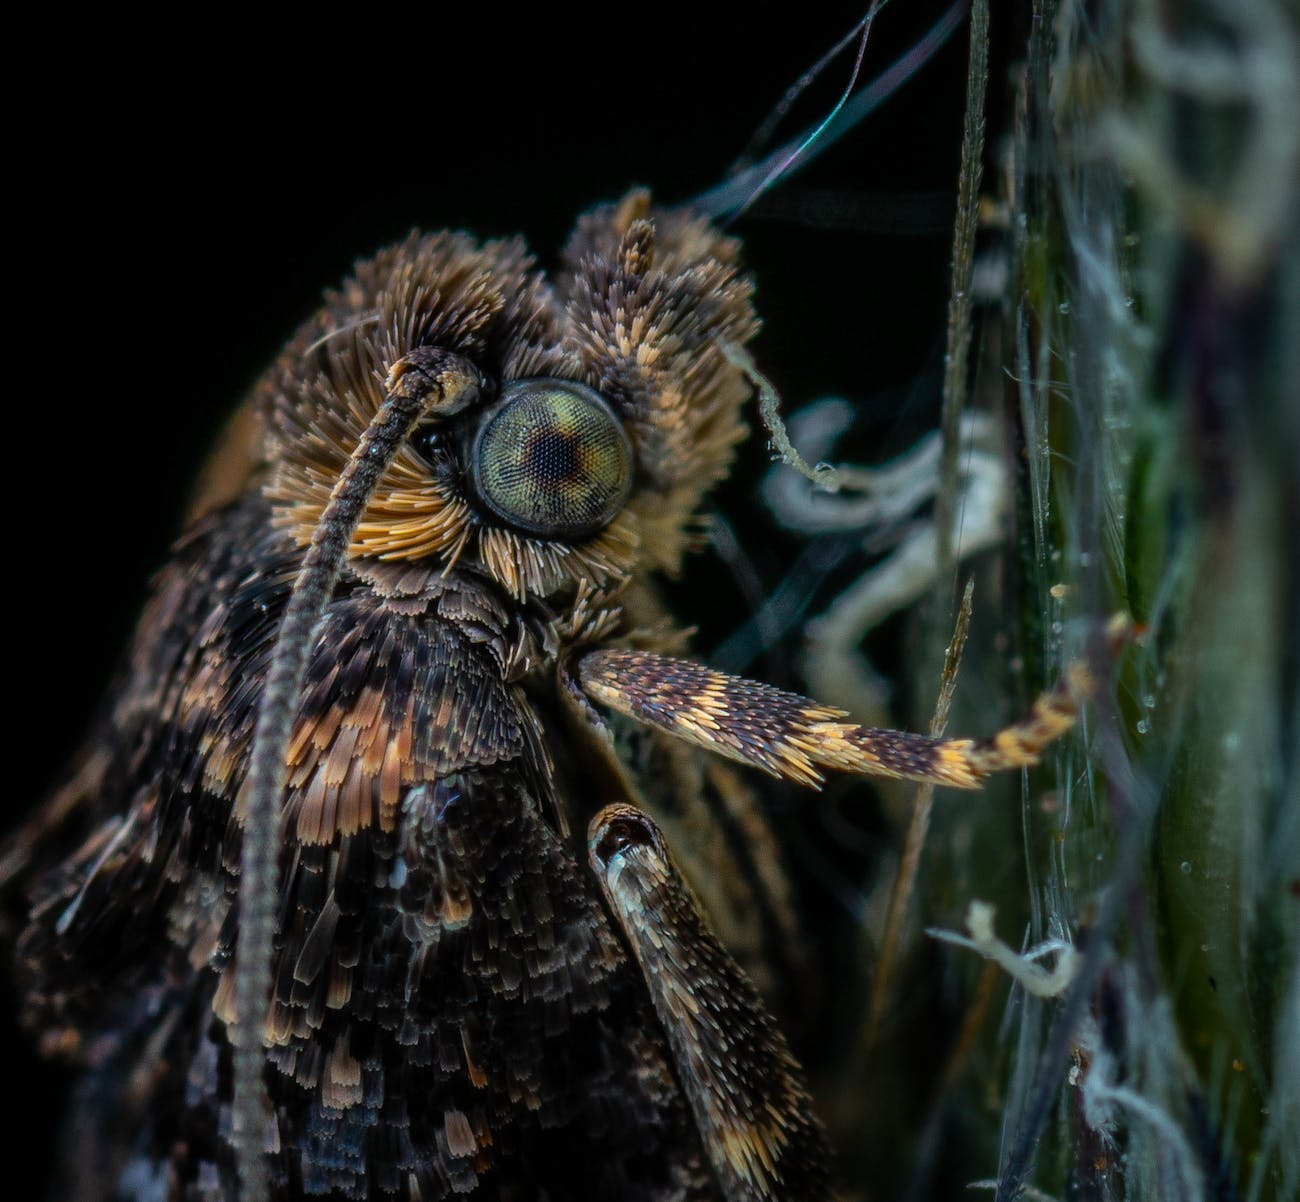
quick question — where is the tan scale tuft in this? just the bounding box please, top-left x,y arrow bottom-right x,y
249,196 -> 758,603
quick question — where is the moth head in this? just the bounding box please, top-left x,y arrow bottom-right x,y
260,191 -> 759,602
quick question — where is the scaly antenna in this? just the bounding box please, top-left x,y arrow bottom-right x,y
231,347 -> 481,1201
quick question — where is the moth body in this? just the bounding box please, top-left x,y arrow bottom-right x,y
7,188 -> 1105,1201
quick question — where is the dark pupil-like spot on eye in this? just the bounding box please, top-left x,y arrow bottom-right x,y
472,379 -> 633,540
526,430 -> 580,484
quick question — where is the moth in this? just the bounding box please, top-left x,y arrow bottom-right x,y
3,182 -> 1105,1201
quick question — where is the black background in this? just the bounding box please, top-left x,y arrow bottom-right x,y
8,2 -> 984,1194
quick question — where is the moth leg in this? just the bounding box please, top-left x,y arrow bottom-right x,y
588,804 -> 833,1202
577,616 -> 1128,790
558,650 -> 807,1007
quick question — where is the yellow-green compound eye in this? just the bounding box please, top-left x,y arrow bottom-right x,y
471,379 -> 633,540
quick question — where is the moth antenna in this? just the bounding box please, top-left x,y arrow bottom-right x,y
693,0 -> 967,222
231,347 -> 482,1202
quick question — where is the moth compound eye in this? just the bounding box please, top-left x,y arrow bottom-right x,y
471,379 -> 632,539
